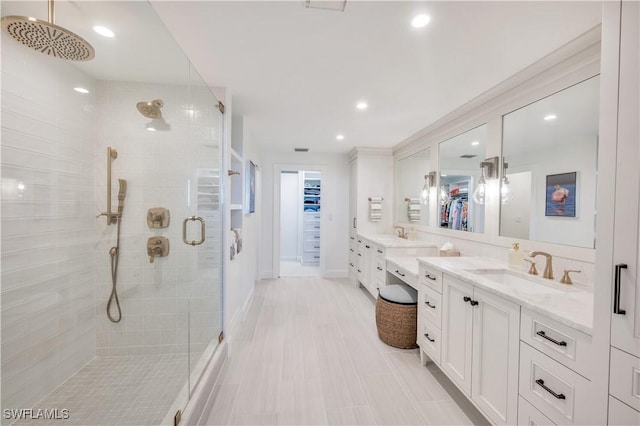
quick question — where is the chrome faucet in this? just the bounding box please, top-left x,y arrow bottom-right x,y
395,226 -> 408,239
529,251 -> 553,279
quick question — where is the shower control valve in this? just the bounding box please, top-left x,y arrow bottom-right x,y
147,236 -> 169,263
147,207 -> 170,228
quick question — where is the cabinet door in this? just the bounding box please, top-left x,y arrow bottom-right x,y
612,0 -> 640,357
441,276 -> 473,395
609,396 -> 640,426
471,287 -> 520,425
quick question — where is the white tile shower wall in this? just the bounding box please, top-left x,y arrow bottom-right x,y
93,80 -> 222,358
1,40 -> 96,412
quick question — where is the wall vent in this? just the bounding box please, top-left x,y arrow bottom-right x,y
460,154 -> 477,159
294,148 -> 309,152
305,0 -> 347,12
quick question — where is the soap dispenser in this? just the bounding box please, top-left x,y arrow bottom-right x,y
509,243 -> 524,269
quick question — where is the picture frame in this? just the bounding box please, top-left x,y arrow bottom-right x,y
545,172 -> 576,217
246,160 -> 256,213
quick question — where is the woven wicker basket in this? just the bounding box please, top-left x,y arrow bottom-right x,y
375,296 -> 418,349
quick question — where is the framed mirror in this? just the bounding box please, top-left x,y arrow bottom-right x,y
396,148 -> 432,226
500,75 -> 599,248
438,124 -> 487,233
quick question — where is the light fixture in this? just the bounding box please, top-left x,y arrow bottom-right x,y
420,172 -> 436,205
336,134 -> 345,140
472,156 -> 499,204
471,141 -> 480,146
500,159 -> 513,204
544,114 -> 557,121
73,87 -> 89,94
411,14 -> 431,28
356,101 -> 368,110
93,25 -> 115,38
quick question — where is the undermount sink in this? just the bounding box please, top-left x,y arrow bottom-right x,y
465,268 -> 576,294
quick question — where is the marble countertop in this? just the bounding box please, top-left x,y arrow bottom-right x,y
416,256 -> 594,335
359,234 -> 438,249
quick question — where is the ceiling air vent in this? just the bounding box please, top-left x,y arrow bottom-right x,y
460,154 -> 477,159
305,0 -> 347,12
294,148 -> 309,152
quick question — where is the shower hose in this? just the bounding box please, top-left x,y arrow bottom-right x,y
107,217 -> 123,323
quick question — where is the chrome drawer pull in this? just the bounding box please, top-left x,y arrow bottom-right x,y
536,330 -> 567,346
377,266 -> 383,271
395,270 -> 405,277
424,333 -> 435,343
377,249 -> 383,254
535,379 -> 566,400
365,245 -> 370,248
425,301 -> 436,309
425,274 -> 437,281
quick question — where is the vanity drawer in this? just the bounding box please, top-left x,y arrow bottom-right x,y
520,308 -> 593,378
518,396 -> 556,425
373,244 -> 385,258
302,251 -> 320,264
304,212 -> 321,221
418,283 -> 442,328
519,342 -> 591,425
418,313 -> 441,365
388,263 -> 418,289
608,396 -> 640,426
419,263 -> 443,293
609,346 -> 640,411
372,258 -> 385,282
304,229 -> 320,241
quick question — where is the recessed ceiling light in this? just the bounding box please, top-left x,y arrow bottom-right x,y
411,14 -> 431,28
441,174 -> 448,177
471,141 -> 480,146
356,101 -> 368,110
73,87 -> 89,94
146,127 -> 156,132
336,134 -> 345,140
93,25 -> 115,38
544,114 -> 557,121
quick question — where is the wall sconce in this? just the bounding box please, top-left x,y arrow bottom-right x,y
501,159 -> 513,204
472,156 -> 499,204
420,172 -> 437,205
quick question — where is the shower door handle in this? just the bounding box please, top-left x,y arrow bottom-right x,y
183,216 -> 205,246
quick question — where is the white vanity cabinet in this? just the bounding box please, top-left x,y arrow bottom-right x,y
610,1 -> 640,422
441,274 -> 520,425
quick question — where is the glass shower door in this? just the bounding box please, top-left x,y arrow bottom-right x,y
183,64 -> 224,397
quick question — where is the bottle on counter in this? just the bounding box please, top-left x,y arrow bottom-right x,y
508,242 -> 524,269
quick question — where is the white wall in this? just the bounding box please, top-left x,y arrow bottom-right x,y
279,172 -> 300,261
261,151 -> 349,279
500,171 -> 532,239
1,40 -> 96,411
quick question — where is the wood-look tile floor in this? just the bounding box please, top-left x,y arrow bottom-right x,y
203,277 -> 490,425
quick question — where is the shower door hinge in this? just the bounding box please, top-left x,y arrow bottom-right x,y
218,331 -> 224,343
174,410 -> 182,426
217,101 -> 225,114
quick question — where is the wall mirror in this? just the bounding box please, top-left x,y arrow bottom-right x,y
500,75 -> 599,248
396,148 -> 432,226
438,124 -> 487,233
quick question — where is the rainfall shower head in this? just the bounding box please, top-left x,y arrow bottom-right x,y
1,0 -> 95,61
137,99 -> 164,119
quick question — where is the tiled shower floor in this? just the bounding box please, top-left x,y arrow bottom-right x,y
14,354 -> 189,425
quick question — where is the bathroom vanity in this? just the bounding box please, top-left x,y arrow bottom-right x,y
348,233 -> 436,298
416,257 -> 595,426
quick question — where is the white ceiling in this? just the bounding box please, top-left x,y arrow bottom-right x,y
151,1 -> 603,154
1,1 -> 603,155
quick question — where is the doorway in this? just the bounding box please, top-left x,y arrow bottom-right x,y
278,169 -> 322,277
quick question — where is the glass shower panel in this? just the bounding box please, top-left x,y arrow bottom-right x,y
1,1 -> 223,424
184,64 -> 224,389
